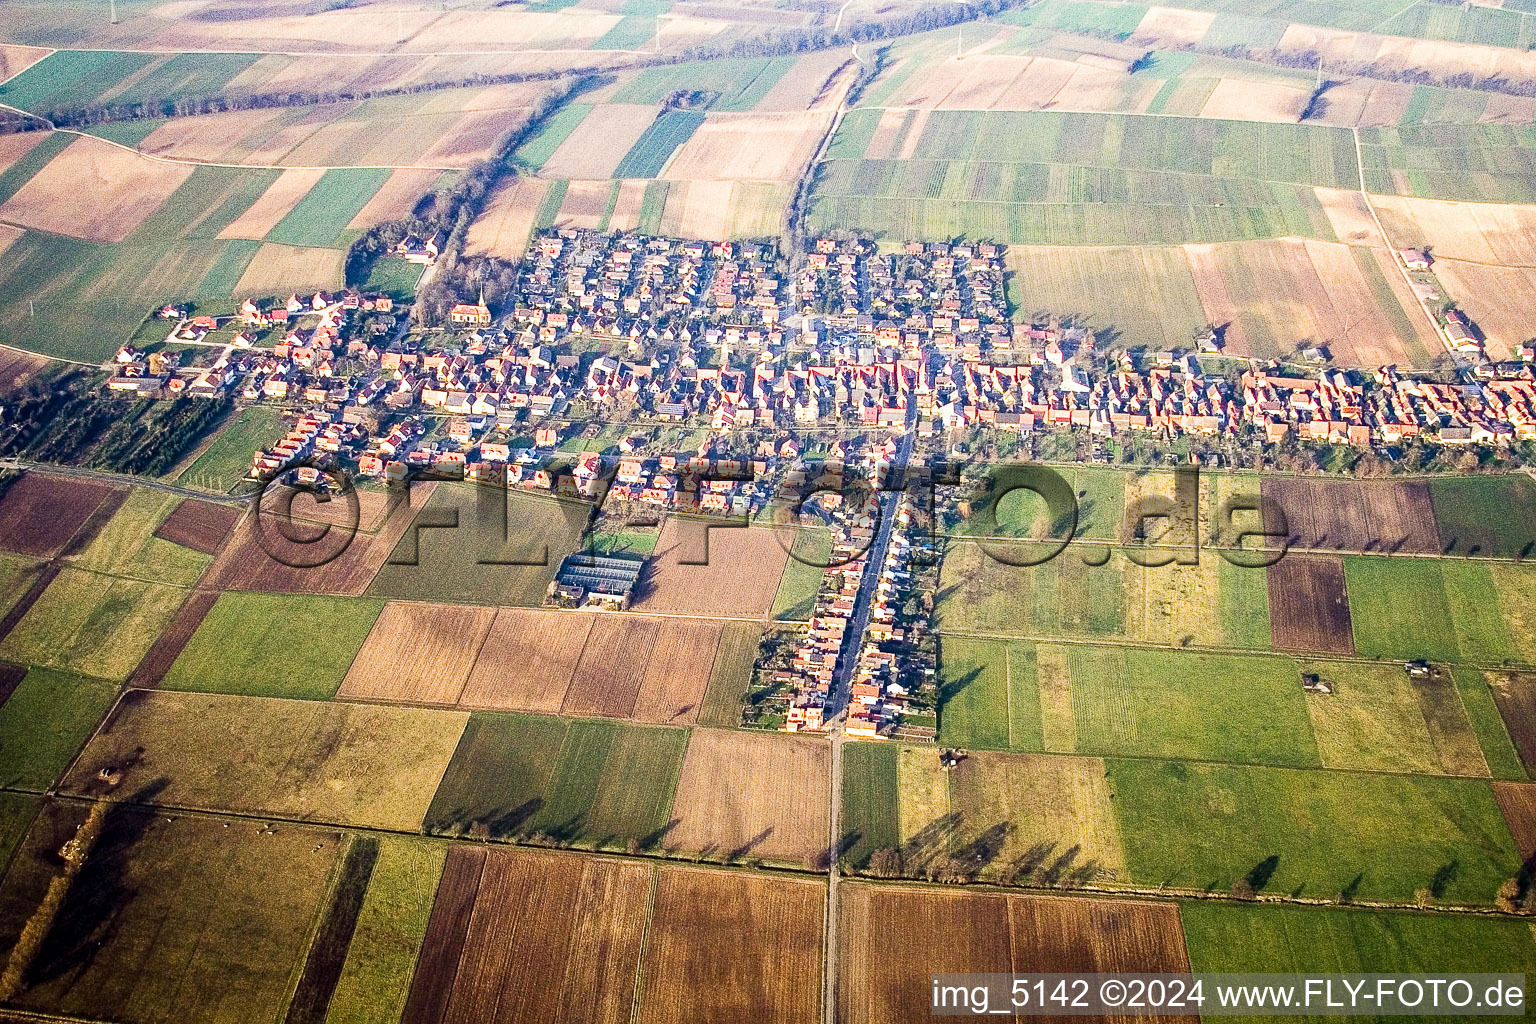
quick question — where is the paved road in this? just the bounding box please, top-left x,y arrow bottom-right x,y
2,459 -> 247,505
821,410 -> 916,1024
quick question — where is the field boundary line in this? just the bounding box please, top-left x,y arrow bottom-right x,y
628,862 -> 661,1024
1351,124 -> 1449,353
932,627 -> 1536,676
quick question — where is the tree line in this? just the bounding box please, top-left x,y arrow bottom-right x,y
344,76 -> 599,325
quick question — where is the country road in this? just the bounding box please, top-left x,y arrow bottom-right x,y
821,409 -> 916,1024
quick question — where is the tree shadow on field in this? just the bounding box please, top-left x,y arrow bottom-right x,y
1004,840 -> 1103,888
431,798 -> 543,841
641,817 -> 680,852
900,811 -> 963,876
819,830 -> 862,871
27,778 -> 171,992
726,828 -> 773,863
935,666 -> 983,727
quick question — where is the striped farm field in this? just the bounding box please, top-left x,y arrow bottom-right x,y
0,150 -> 350,359
612,110 -> 705,178
809,109 -> 1357,244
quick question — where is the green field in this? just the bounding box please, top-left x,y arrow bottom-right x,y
0,667 -> 117,791
0,567 -> 186,681
937,636 -> 1043,753
72,487 -> 213,587
0,802 -> 339,1024
593,14 -> 656,49
61,689 -> 468,831
267,168 -> 392,248
1303,659 -> 1487,776
810,110 -> 1348,245
1343,556 -> 1523,664
1360,124 -> 1536,203
1454,667 -> 1527,781
324,836 -> 447,1024
0,49 -> 159,113
612,110 -> 705,178
513,102 -> 592,169
697,620 -> 762,729
611,56 -> 795,110
360,256 -> 426,300
1183,901 -> 1536,982
424,711 -> 687,846
1109,758 -> 1521,904
176,406 -> 286,493
0,157 -> 344,361
840,740 -> 899,868
0,553 -> 44,621
105,52 -> 265,110
770,527 -> 830,621
0,792 -> 37,877
159,592 -> 383,700
1006,244 -> 1208,349
368,483 -> 589,606
941,640 -> 1320,765
1429,474 -> 1536,559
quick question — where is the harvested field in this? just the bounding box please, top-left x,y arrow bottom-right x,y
637,866 -> 824,1024
839,883 -> 1192,1024
1312,79 -> 1414,128
0,132 -> 47,178
1201,77 -> 1307,122
1267,555 -> 1355,654
62,689 -> 467,830
541,104 -> 660,179
459,607 -> 593,712
664,111 -> 830,181
0,135 -> 193,243
232,241 -> 344,297
1133,5 -> 1214,44
1005,243 -> 1206,350
605,178 -> 649,232
346,167 -> 440,228
0,44 -> 50,84
403,846 -> 653,1024
667,728 -> 829,866
339,602 -> 497,705
1315,186 -> 1385,246
632,519 -> 789,617
1488,671 -> 1536,773
152,497 -> 241,554
562,614 -> 658,718
204,480 -> 433,596
1493,782 -> 1536,860
0,803 -> 340,1024
0,346 -> 48,394
553,178 -> 613,230
216,166 -> 325,239
1184,238 -> 1424,365
1372,195 -> 1536,266
1261,477 -> 1441,553
633,616 -> 723,725
0,472 -> 118,558
465,177 -> 548,257
1433,259 -> 1536,361
126,588 -> 217,688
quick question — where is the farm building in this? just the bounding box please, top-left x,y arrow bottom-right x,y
547,552 -> 645,610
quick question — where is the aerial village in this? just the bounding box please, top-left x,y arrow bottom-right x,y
96,229 -> 1536,736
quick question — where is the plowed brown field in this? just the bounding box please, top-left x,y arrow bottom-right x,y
0,472 -> 119,558
458,607 -> 594,712
562,614 -> 658,718
632,519 -> 789,617
154,498 -> 242,555
338,601 -> 496,704
839,883 -> 1192,1024
632,617 -> 722,725
667,728 -> 829,866
1261,478 -> 1440,554
1267,555 -> 1355,654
